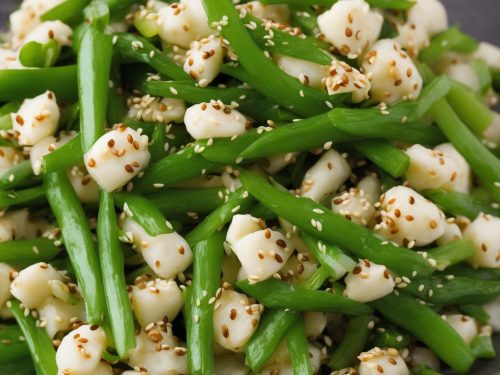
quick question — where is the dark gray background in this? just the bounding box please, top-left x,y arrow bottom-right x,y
0,0 -> 499,374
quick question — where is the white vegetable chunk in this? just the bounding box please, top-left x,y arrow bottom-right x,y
405,143 -> 471,193
130,278 -> 184,328
361,39 -> 423,104
158,0 -> 213,49
257,341 -> 322,374
375,186 -> 446,247
436,221 -> 462,246
357,174 -> 381,204
226,214 -> 264,249
279,253 -> 317,285
184,101 -> 250,140
12,91 -> 60,146
274,54 -> 328,89
444,63 -> 480,92
304,311 -> 327,338
260,152 -> 299,175
0,209 -> 30,242
10,262 -> 62,309
483,297 -> 500,332
410,346 -> 440,371
444,314 -> 478,344
0,48 -> 23,69
38,297 -> 86,338
242,1 -> 290,23
183,36 -> 224,86
234,229 -> 293,282
84,125 -> 150,192
332,184 -> 376,227
300,149 -> 351,202
128,324 -> 188,375
67,165 -> 100,204
23,20 -> 73,47
475,42 -> 500,71
92,362 -> 114,375
325,59 -> 371,102
344,259 -> 395,303
213,289 -> 261,352
56,324 -> 107,375
317,0 -> 383,59
463,214 -> 500,268
0,263 -> 13,309
29,132 -> 74,176
0,146 -> 23,176
358,347 -> 410,375
127,95 -> 186,124
120,217 -> 193,279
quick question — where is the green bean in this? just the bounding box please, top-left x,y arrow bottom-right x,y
19,40 -> 61,69
203,0 -> 337,117
41,135 -> 83,174
40,0 -> 90,26
0,186 -> 46,209
132,146 -> 221,193
403,276 -> 500,305
460,305 -> 490,324
149,124 -> 166,162
421,189 -> 500,220
429,99 -> 500,202
107,59 -> 127,126
8,300 -> 57,375
186,231 -> 225,375
260,0 -> 416,9
368,324 -> 411,350
446,81 -> 492,135
237,278 -> 372,314
78,27 -> 113,152
114,192 -> 172,236
329,107 -> 446,145
122,118 -> 192,147
97,191 -> 135,358
83,1 -> 110,31
145,188 -> 225,218
290,5 -> 318,36
186,186 -> 254,246
197,130 -> 261,164
244,267 -> 330,372
140,79 -> 295,122
286,317 -> 314,375
328,315 -> 373,370
44,170 -> 106,324
471,59 -> 493,95
125,263 -> 158,284
301,232 -> 355,280
426,239 -> 475,271
0,239 -> 60,269
493,70 -> 500,91
419,26 -> 478,64
442,264 -> 500,281
0,161 -> 37,191
471,335 -> 496,359
372,293 -> 474,374
352,140 -> 409,178
0,325 -> 29,363
242,13 -> 332,65
241,113 -> 357,159
0,356 -> 35,375
115,33 -> 190,81
0,65 -> 77,102
239,170 -> 435,277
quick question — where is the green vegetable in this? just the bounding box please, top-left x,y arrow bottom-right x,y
471,335 -> 496,359
0,325 -> 29,363
97,191 -> 136,358
41,135 -> 83,174
114,192 -> 172,236
0,161 -> 37,191
40,0 -> 90,26
186,231 -> 225,375
260,0 -> 416,9
352,140 -> 409,178
286,317 -> 314,375
78,27 -> 113,152
0,239 -> 60,269
19,40 -> 61,68
427,239 -> 476,270
372,293 -> 474,374
0,186 -> 46,209
9,300 -> 58,375
44,170 -> 106,324
368,324 -> 411,350
419,26 -> 478,64
328,315 -> 373,370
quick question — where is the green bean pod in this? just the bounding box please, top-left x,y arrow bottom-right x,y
352,140 -> 409,178
427,239 -> 475,270
186,231 -> 225,375
44,170 -> 106,324
0,325 -> 29,364
372,293 -> 474,374
97,191 -> 136,358
8,300 -> 58,375
0,239 -> 60,269
286,317 -> 314,375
